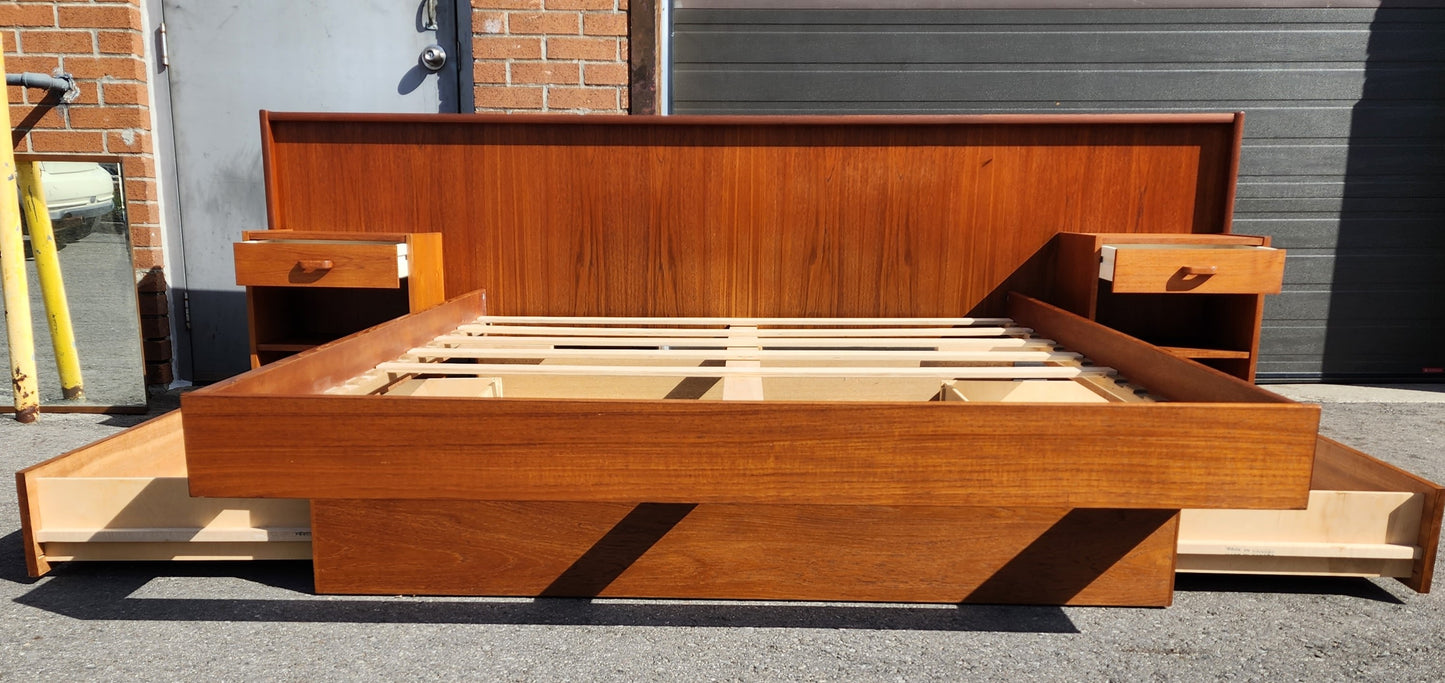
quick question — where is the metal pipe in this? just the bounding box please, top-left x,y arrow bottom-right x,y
17,162 -> 84,400
5,72 -> 77,99
1,53 -> 41,422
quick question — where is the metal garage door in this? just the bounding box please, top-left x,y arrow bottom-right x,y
671,2 -> 1445,381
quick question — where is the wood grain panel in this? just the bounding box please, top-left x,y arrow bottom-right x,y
311,499 -> 1178,606
404,233 -> 446,313
260,112 -> 1240,317
181,394 -> 1316,509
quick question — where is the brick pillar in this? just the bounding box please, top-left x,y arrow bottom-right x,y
472,0 -> 630,113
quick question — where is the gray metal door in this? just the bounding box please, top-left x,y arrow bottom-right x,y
161,0 -> 465,381
672,3 -> 1445,381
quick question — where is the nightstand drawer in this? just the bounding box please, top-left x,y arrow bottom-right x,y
234,240 -> 408,288
1100,244 -> 1284,294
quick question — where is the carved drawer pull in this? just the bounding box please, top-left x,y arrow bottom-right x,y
1181,265 -> 1217,276
297,259 -> 334,273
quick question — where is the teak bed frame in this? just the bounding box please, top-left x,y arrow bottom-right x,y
16,113 -> 1443,607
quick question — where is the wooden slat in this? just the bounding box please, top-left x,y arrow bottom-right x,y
431,335 -> 1043,349
721,327 -> 765,400
36,527 -> 313,543
408,347 -> 1080,363
182,395 -> 1318,509
721,361 -> 765,400
474,315 -> 1015,326
40,541 -> 312,563
460,324 -> 1029,337
374,361 -> 1098,380
1175,555 -> 1415,579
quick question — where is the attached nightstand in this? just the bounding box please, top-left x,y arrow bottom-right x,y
234,231 -> 444,368
1054,233 -> 1285,382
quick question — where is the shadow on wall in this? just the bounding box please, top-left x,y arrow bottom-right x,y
1325,2 -> 1445,380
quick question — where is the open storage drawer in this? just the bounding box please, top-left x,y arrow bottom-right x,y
234,239 -> 411,288
1099,243 -> 1285,294
16,412 -> 310,577
1180,437 -> 1443,592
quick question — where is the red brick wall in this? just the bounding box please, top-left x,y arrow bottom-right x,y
472,0 -> 630,113
3,0 -> 172,385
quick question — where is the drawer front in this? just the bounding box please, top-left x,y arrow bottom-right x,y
234,241 -> 403,288
1101,245 -> 1284,294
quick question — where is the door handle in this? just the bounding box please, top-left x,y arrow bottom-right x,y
420,44 -> 447,71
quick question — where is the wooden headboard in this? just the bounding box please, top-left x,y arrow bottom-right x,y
260,112 -> 1243,317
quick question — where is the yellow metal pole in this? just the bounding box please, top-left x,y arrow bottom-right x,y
1,50 -> 42,421
18,162 -> 83,400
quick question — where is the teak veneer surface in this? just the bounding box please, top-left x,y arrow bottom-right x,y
183,395 -> 1316,509
311,500 -> 1179,605
182,293 -> 1316,511
261,112 -> 1241,318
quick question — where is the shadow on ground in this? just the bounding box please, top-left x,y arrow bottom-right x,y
1174,573 -> 1404,604
2,532 -> 1077,632
4,530 -> 1416,630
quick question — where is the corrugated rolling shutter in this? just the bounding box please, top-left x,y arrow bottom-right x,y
671,2 -> 1445,381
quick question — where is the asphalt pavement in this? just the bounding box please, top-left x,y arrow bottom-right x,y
0,385 -> 1441,680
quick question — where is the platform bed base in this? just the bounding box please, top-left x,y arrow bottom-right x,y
17,297 -> 1440,605
17,411 -> 1438,603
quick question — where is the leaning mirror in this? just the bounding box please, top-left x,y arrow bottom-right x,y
1,155 -> 147,413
